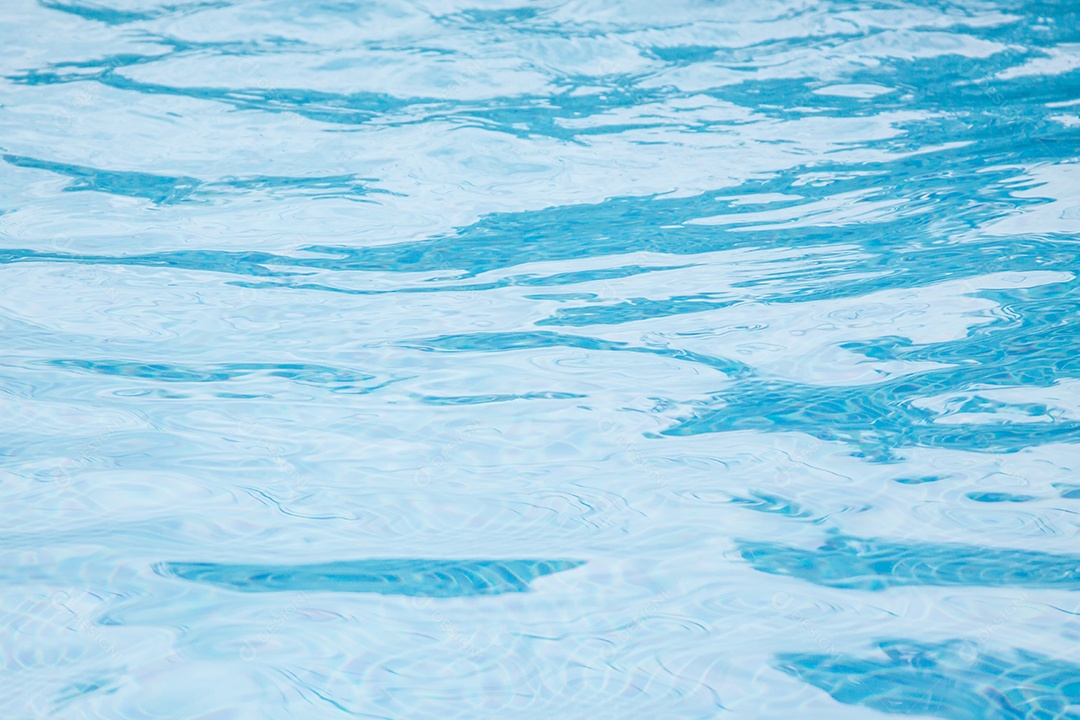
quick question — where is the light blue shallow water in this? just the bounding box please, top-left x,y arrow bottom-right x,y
1,0 -> 1079,717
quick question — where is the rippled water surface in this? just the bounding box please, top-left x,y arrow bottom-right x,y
2,0 -> 1080,717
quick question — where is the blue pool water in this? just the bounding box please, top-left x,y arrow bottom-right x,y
1,0 -> 1079,717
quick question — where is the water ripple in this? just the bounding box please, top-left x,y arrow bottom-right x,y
777,640 -> 1080,719
740,536 -> 1080,591
4,0 -> 1079,716
157,559 -> 586,596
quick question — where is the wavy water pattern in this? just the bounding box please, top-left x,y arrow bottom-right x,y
740,536 -> 1080,591
2,0 -> 1079,717
158,559 -> 585,596
777,641 -> 1080,719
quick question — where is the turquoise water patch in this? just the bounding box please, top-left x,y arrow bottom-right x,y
157,559 -> 585,596
777,641 -> 1080,719
740,537 -> 1080,591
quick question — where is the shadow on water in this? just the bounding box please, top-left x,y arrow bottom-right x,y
156,558 -> 585,596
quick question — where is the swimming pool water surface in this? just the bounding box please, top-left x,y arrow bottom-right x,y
2,0 -> 1080,718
